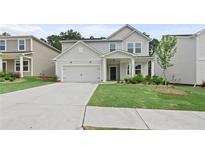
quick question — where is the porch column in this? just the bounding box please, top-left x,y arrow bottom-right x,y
131,58 -> 135,77
129,60 -> 132,77
20,56 -> 24,78
151,60 -> 154,77
0,55 -> 2,72
103,57 -> 107,82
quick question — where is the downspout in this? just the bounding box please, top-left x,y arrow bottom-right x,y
195,34 -> 199,86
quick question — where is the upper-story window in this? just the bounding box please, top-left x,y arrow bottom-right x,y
127,43 -> 134,53
0,40 -> 6,51
18,39 -> 26,51
109,42 -> 116,52
135,43 -> 141,53
127,42 -> 142,53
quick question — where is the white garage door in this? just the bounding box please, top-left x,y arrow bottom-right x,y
62,65 -> 101,82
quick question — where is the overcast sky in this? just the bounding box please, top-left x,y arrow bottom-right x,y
0,24 -> 205,39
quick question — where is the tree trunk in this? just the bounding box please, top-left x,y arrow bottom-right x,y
163,69 -> 168,88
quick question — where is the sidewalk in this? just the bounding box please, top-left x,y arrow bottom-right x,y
83,106 -> 205,130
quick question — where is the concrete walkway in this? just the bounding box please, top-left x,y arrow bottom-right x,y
0,83 -> 98,130
84,106 -> 205,130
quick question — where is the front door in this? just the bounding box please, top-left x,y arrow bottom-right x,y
110,67 -> 116,81
2,62 -> 7,73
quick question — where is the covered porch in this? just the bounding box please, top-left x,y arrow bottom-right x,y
0,52 -> 33,77
102,50 -> 154,82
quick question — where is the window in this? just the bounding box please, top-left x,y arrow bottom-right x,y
109,43 -> 116,52
0,40 -> 6,51
127,42 -> 142,53
15,60 -> 29,72
127,64 -> 130,75
135,43 -> 141,53
18,39 -> 25,51
15,61 -> 20,71
135,64 -> 141,74
148,61 -> 152,77
127,43 -> 134,53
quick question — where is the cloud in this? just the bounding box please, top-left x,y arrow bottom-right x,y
0,24 -> 44,36
1,24 -> 204,40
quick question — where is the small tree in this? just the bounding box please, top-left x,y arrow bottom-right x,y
0,32 -> 11,36
155,35 -> 177,86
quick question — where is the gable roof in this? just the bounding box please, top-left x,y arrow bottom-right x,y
103,49 -> 136,57
169,28 -> 205,38
107,24 -> 151,41
53,40 -> 101,60
60,39 -> 122,43
31,36 -> 61,53
195,28 -> 205,35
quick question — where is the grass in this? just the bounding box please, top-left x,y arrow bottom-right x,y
88,84 -> 205,111
83,126 -> 136,130
0,77 -> 55,94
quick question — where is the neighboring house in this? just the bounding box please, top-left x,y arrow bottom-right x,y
54,24 -> 154,82
0,36 -> 60,77
154,29 -> 205,85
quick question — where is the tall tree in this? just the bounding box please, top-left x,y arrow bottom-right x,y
143,32 -> 150,38
46,29 -> 82,50
155,35 -> 177,86
47,35 -> 61,50
0,32 -> 11,36
149,38 -> 160,55
89,36 -> 94,39
40,38 -> 47,43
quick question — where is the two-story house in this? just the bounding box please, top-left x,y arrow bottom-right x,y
53,24 -> 154,82
154,29 -> 205,85
0,35 -> 60,77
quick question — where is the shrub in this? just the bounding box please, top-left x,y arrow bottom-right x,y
128,77 -> 137,84
144,75 -> 152,84
4,74 -> 11,80
0,72 -> 6,77
151,75 -> 164,85
52,75 -> 58,82
202,81 -> 205,87
9,77 -> 16,82
124,78 -> 128,83
133,74 -> 144,83
0,78 -> 5,82
10,72 -> 21,78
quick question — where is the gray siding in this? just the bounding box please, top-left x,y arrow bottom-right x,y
56,42 -> 102,80
32,39 -> 59,77
61,27 -> 149,56
108,27 -> 133,40
197,32 -> 205,84
62,41 -> 122,54
3,59 -> 31,76
1,38 -> 31,52
61,42 -> 74,51
155,37 -> 197,84
87,42 -> 122,54
122,32 -> 149,56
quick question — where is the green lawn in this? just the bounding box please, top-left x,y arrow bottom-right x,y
88,84 -> 205,111
0,77 -> 55,94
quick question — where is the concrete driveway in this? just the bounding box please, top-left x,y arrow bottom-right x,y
0,83 -> 98,130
